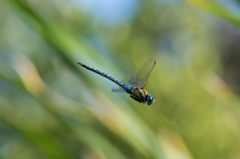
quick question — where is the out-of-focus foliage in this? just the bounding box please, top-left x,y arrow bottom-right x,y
1,0 -> 240,159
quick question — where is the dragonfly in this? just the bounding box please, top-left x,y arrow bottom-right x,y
77,58 -> 156,105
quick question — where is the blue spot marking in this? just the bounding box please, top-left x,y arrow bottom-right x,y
122,85 -> 131,92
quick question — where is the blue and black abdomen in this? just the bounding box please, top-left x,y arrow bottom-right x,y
77,62 -> 124,88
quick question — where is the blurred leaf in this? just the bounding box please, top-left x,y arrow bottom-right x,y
187,0 -> 240,27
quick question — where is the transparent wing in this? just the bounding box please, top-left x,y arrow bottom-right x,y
111,87 -> 125,93
128,58 -> 156,88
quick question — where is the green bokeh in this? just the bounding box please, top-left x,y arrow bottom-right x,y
1,0 -> 240,159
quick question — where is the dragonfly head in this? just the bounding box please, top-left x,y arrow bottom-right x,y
146,94 -> 155,105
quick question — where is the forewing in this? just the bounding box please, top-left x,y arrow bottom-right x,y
128,58 -> 156,88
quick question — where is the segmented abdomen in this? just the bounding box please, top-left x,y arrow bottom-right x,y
77,62 -> 124,87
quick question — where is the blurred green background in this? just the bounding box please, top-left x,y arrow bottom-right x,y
1,0 -> 240,159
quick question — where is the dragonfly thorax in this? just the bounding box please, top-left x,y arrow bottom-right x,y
127,87 -> 154,105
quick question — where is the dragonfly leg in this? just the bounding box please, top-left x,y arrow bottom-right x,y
130,95 -> 144,103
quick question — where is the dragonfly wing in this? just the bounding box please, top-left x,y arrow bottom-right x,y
129,58 -> 156,88
128,76 -> 140,87
111,87 -> 125,93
